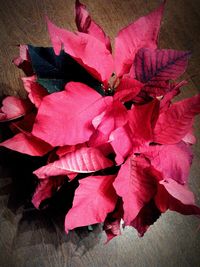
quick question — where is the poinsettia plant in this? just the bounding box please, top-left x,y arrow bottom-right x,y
0,0 -> 200,242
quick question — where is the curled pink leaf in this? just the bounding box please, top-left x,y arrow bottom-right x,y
22,76 -> 48,108
75,0 -> 111,52
0,132 -> 53,156
0,96 -> 32,122
12,45 -> 33,76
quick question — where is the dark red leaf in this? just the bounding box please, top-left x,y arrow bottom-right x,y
131,199 -> 161,236
135,48 -> 191,96
32,176 -> 65,209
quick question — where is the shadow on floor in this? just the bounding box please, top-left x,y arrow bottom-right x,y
0,130 -> 102,254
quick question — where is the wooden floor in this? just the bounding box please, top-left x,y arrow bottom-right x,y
0,0 -> 200,266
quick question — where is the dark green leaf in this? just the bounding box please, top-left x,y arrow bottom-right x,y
37,78 -> 66,94
28,45 -> 105,95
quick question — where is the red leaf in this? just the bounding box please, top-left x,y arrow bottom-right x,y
12,45 -> 33,76
135,48 -> 191,96
0,112 -> 6,120
153,94 -> 200,144
32,82 -> 112,146
160,179 -> 195,205
114,1 -> 165,77
182,129 -> 196,145
155,178 -> 200,215
46,17 -> 113,85
114,77 -> 143,103
34,146 -> 113,179
93,99 -> 128,136
56,143 -> 85,158
131,199 -> 161,236
32,176 -> 65,209
144,142 -> 193,184
128,99 -> 159,144
104,218 -> 121,242
109,125 -> 133,165
22,76 -> 48,108
10,112 -> 36,134
88,100 -> 128,158
159,80 -> 187,113
75,0 -> 111,52
33,163 -> 77,180
0,96 -> 32,122
0,133 -> 52,156
104,199 -> 123,242
65,175 -> 117,232
113,155 -> 156,225
53,147 -> 113,173
88,130 -> 114,156
88,129 -> 110,149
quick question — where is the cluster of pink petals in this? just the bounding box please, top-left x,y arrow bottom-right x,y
0,0 -> 200,242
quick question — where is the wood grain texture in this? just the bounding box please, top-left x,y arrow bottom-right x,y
0,0 -> 200,266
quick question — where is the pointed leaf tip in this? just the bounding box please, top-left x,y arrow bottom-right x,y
65,175 -> 117,232
113,155 -> 156,225
114,1 -> 166,77
46,16 -> 113,84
